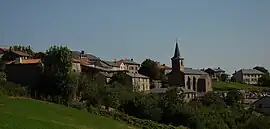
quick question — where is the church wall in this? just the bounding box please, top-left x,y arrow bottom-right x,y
185,75 -> 200,91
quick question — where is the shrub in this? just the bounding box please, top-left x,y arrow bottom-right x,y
0,81 -> 29,97
69,101 -> 87,110
87,107 -> 184,129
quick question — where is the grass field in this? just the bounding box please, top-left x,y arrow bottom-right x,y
212,81 -> 265,91
0,96 -> 136,129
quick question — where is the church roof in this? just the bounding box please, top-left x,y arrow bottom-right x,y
166,68 -> 208,75
184,68 -> 208,75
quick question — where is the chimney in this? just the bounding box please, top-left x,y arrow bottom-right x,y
114,59 -> 116,63
131,59 -> 133,61
80,50 -> 85,59
218,67 -> 220,69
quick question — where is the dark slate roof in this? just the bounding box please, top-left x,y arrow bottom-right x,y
173,43 -> 180,58
213,68 -> 225,72
84,64 -> 126,72
11,50 -> 31,57
119,59 -> 140,65
103,61 -> 120,67
184,68 -> 208,75
99,72 -> 114,78
71,51 -> 98,60
240,69 -> 264,74
125,72 -> 149,78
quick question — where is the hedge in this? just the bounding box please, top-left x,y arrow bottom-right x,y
0,81 -> 29,97
87,106 -> 185,129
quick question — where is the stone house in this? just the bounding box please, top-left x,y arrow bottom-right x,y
204,67 -> 226,81
95,72 -> 114,84
124,72 -> 150,92
71,58 -> 81,72
5,58 -> 43,87
116,59 -> 140,73
102,60 -> 126,71
251,96 -> 270,115
2,50 -> 31,61
232,69 -> 264,85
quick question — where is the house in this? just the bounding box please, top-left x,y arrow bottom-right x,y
160,42 -> 212,100
158,64 -> 171,75
251,96 -> 270,115
5,58 -> 43,87
148,87 -> 196,101
71,50 -> 98,60
0,48 -> 8,60
95,72 -> 115,84
2,50 -> 31,61
117,59 -> 140,73
125,72 -> 150,92
102,60 -> 125,71
204,67 -> 226,81
232,69 -> 264,85
71,58 -> 81,72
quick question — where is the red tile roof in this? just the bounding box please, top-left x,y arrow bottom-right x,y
0,48 -> 8,53
6,58 -> 41,64
71,58 -> 80,63
158,65 -> 171,69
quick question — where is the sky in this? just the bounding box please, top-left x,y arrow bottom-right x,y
0,0 -> 269,74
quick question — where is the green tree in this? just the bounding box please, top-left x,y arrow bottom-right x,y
110,72 -> 132,86
202,91 -> 226,107
138,59 -> 161,80
225,90 -> 244,106
42,46 -> 73,103
220,74 -> 229,82
258,74 -> 270,86
0,72 -> 6,82
9,45 -> 34,56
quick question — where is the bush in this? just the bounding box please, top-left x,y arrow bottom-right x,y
69,101 -> 87,110
0,81 -> 29,97
87,107 -> 184,129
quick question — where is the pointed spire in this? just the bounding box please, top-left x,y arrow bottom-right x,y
173,41 -> 180,58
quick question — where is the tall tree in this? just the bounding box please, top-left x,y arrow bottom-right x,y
138,59 -> 161,80
42,46 -> 73,103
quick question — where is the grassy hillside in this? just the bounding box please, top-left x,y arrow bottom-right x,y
0,96 -> 136,129
212,81 -> 265,91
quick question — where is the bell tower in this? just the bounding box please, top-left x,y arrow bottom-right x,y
168,40 -> 185,87
171,41 -> 184,72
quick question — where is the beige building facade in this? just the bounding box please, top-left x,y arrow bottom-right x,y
125,72 -> 150,92
233,69 -> 264,85
117,59 -> 140,73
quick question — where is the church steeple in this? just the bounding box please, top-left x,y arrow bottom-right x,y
171,40 -> 184,72
173,42 -> 180,59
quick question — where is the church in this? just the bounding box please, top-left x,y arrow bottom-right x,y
166,42 -> 213,98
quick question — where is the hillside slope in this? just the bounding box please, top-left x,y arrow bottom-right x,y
0,97 -> 135,129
